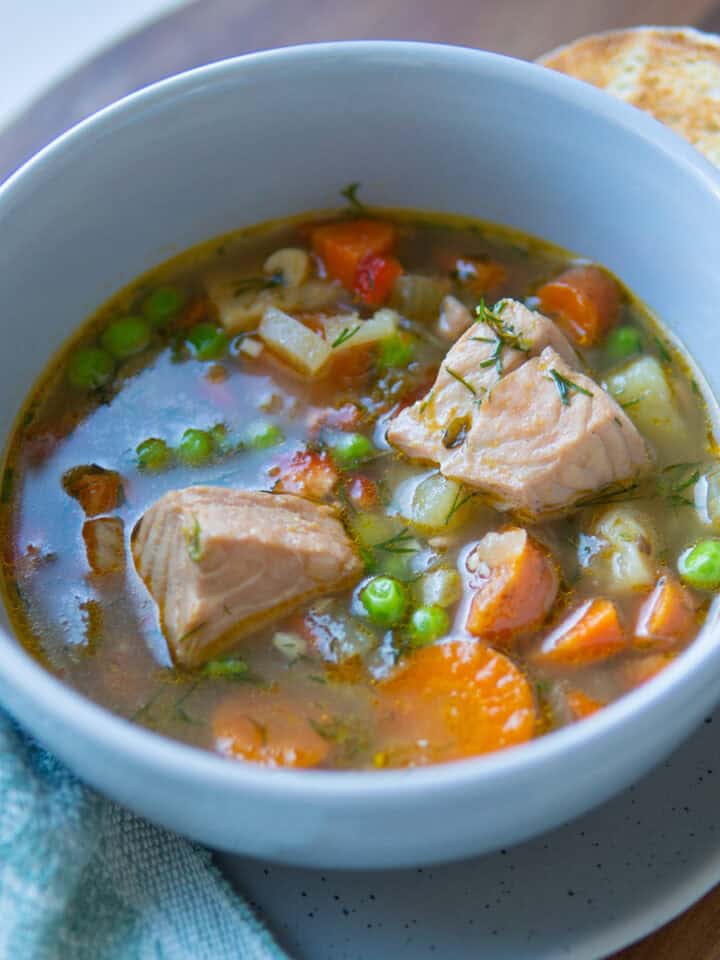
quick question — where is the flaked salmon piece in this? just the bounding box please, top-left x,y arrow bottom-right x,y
132,486 -> 362,667
386,299 -> 578,463
442,347 -> 651,517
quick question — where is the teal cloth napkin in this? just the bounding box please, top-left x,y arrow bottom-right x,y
0,710 -> 289,960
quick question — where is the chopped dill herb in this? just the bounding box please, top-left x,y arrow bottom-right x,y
575,481 -> 641,508
445,487 -> 476,524
372,528 -> 418,555
548,369 -> 593,405
340,181 -> 366,214
331,324 -> 362,348
620,398 -> 641,409
445,366 -> 479,397
418,389 -> 435,414
474,299 -> 530,375
658,462 -> 700,508
309,674 -> 328,685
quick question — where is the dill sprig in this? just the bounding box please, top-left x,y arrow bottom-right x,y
340,181 -> 366,214
548,369 -> 593,405
657,462 -> 700,508
331,324 -> 361,348
445,365 -> 479,398
445,487 -> 477,524
372,528 -> 418,555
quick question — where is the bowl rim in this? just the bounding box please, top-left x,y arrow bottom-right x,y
2,39 -> 720,801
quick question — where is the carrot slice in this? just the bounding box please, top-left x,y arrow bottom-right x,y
213,692 -> 329,768
635,575 -> 697,649
566,689 -> 605,721
377,639 -> 536,766
536,598 -> 626,667
622,653 -> 676,690
537,265 -> 621,346
311,219 -> 396,290
465,527 -> 559,646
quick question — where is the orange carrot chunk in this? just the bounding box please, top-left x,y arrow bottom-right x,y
465,527 -> 559,646
566,689 -> 605,721
378,639 -> 536,766
537,265 -> 621,346
536,598 -> 626,667
311,219 -> 397,290
213,693 -> 329,768
635,575 -> 697,649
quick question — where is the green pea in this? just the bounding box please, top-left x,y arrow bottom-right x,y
209,423 -> 233,455
186,323 -> 228,361
247,422 -> 285,450
136,438 -> 171,472
605,326 -> 642,363
378,333 -> 414,370
142,286 -> 186,326
408,605 -> 450,646
67,346 -> 115,390
101,316 -> 151,359
177,428 -> 214,465
360,576 -> 408,628
328,432 -> 375,468
678,539 -> 720,590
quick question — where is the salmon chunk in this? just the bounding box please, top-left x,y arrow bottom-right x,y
132,487 -> 362,667
386,299 -> 578,463
387,298 -> 650,517
442,347 -> 651,516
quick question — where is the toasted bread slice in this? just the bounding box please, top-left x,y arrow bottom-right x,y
540,26 -> 720,166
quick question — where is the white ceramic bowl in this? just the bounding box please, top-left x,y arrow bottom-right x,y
2,42 -> 720,869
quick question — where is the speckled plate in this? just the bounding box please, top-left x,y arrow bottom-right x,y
219,706 -> 720,959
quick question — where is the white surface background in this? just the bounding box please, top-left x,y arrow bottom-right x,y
0,0 -> 188,130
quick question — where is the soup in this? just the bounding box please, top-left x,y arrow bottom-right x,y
1,195 -> 718,770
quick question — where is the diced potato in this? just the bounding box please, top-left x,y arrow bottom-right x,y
587,506 -> 658,592
323,309 -> 399,353
605,356 -> 684,452
413,566 -> 462,608
263,248 -> 311,287
239,336 -> 263,358
411,472 -> 464,531
206,272 -> 337,333
390,274 -> 449,320
349,511 -> 404,550
83,517 -> 125,575
259,307 -> 331,376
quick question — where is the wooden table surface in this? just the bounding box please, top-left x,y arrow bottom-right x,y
3,1 -> 720,956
